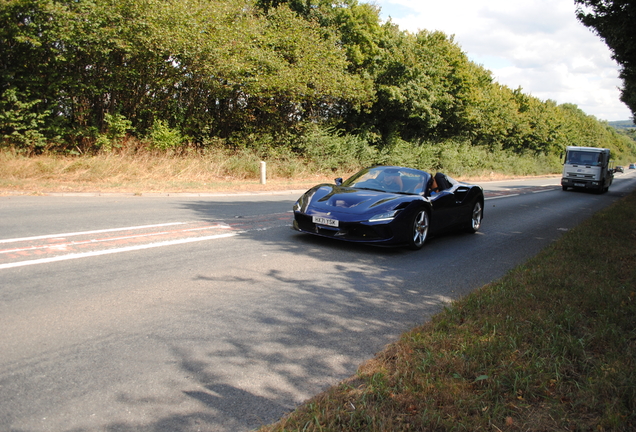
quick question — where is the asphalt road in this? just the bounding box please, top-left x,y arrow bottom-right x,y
1,172 -> 636,432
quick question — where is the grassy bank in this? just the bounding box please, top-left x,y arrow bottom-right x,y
0,144 -> 562,194
0,148 -> 334,194
258,191 -> 636,431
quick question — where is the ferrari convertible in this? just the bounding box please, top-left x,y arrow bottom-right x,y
292,166 -> 484,250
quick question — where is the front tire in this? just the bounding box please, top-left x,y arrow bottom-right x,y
466,200 -> 483,233
408,209 -> 429,250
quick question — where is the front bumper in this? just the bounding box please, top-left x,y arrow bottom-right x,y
561,177 -> 602,190
292,212 -> 396,244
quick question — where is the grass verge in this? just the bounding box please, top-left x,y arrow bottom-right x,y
0,149 -> 336,194
258,192 -> 636,431
0,147 -> 558,195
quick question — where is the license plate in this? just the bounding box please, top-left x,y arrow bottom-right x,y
574,183 -> 585,187
312,216 -> 339,227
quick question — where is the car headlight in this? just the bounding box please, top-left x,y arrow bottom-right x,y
293,200 -> 301,212
369,210 -> 400,222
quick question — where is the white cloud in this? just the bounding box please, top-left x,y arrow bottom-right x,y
367,0 -> 632,121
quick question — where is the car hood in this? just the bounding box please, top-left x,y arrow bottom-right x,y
296,184 -> 418,216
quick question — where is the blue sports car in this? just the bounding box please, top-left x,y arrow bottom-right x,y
292,166 -> 484,250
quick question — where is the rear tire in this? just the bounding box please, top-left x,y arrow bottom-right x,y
408,209 -> 429,250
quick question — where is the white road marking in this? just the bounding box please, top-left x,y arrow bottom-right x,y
0,222 -> 187,244
183,224 -> 232,231
1,231 -> 178,255
0,233 -> 236,270
485,194 -> 520,200
0,224 -> 231,255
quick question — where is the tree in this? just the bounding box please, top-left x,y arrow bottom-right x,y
575,0 -> 636,118
0,0 -> 371,147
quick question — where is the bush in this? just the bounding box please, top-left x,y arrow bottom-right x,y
0,88 -> 49,152
96,113 -> 133,151
147,120 -> 185,151
296,125 -> 377,171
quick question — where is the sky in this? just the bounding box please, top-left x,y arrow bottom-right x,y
367,0 -> 633,121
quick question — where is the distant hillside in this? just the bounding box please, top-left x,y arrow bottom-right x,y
609,120 -> 636,129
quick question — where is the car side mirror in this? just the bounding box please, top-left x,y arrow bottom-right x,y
334,177 -> 343,186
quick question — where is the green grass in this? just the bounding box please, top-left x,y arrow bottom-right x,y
258,191 -> 636,431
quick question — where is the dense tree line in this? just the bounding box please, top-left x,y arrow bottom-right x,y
1,0 -> 635,165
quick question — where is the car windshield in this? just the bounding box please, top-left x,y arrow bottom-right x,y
343,167 -> 430,194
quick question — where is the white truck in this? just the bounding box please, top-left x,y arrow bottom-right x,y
561,146 -> 614,193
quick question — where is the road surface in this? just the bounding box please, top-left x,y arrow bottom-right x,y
1,172 -> 635,431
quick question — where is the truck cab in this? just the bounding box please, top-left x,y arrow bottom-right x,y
561,146 -> 613,193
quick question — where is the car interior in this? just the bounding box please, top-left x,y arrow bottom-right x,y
424,172 -> 453,197
434,172 -> 452,191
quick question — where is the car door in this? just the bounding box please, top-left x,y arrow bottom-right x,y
429,190 -> 458,232
450,184 -> 475,222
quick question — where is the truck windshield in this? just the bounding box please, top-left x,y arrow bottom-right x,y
566,150 -> 602,166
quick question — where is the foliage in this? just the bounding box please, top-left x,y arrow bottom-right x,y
1,0 -> 635,164
617,128 -> 636,143
0,88 -> 49,152
295,125 -> 377,171
609,119 -> 636,129
575,0 -> 636,118
146,119 -> 185,151
95,113 -> 133,151
558,103 -> 636,162
0,0 -> 368,146
0,138 -> 565,193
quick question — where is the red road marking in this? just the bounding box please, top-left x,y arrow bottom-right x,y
0,213 -> 294,268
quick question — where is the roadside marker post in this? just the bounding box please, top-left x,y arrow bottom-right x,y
260,161 -> 266,184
